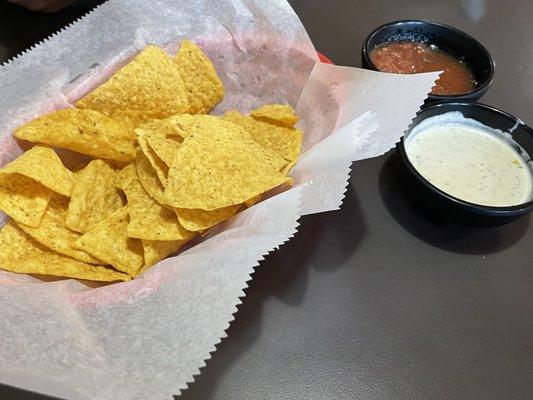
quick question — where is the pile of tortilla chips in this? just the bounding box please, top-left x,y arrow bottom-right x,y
0,40 -> 303,282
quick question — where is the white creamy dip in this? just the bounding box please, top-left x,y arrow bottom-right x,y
406,112 -> 533,207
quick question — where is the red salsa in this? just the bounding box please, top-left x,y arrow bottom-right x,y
370,41 -> 477,95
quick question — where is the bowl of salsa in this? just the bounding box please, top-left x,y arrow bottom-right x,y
361,20 -> 495,102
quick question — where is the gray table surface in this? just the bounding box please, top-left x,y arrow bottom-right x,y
1,0 -> 532,399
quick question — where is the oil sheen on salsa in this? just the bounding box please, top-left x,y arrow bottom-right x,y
370,41 -> 476,95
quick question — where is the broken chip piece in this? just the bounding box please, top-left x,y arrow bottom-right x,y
0,222 -> 129,282
250,103 -> 299,127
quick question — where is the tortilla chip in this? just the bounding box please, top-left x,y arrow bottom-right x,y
134,120 -> 181,182
14,108 -> 136,162
250,104 -> 299,127
0,173 -> 51,227
176,192 -> 263,232
17,194 -> 104,264
136,133 -> 169,185
0,145 -> 74,197
136,149 -> 167,205
66,160 -> 123,233
135,118 -> 187,142
0,222 -> 129,282
76,45 -> 190,127
176,204 -> 241,232
74,207 -> 144,277
141,238 -> 189,273
245,194 -> 262,207
174,40 -> 224,114
146,134 -> 180,170
175,192 -> 263,232
281,159 -> 298,175
134,113 -> 214,142
163,115 -> 289,210
154,113 -> 290,170
223,110 -> 303,167
120,164 -> 193,241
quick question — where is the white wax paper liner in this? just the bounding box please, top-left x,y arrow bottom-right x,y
0,0 -> 439,398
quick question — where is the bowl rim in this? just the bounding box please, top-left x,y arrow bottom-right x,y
362,19 -> 495,99
399,101 -> 533,214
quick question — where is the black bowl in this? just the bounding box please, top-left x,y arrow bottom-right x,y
396,102 -> 533,227
361,20 -> 495,102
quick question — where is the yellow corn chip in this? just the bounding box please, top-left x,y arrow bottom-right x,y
174,40 -> 224,114
135,118 -> 187,142
152,114 -> 287,173
250,104 -> 299,127
134,121 -> 181,184
136,149 -> 167,205
245,194 -> 262,207
175,193 -> 262,232
17,194 -> 104,265
176,204 -> 241,232
281,159 -> 298,175
136,133 -> 169,185
14,109 -> 136,162
66,160 -> 123,233
138,113 -> 229,142
163,115 -> 290,210
140,238 -> 189,274
75,207 -> 144,277
0,173 -> 51,227
146,134 -> 180,170
120,164 -> 193,241
223,110 -> 303,166
133,113 -> 211,142
0,222 -> 129,282
76,46 -> 190,127
0,145 -> 74,197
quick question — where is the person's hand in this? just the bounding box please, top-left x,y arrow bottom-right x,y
6,0 -> 75,13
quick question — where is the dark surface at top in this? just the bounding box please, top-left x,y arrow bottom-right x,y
1,0 -> 532,399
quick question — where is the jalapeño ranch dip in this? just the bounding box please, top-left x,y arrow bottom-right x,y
405,112 -> 533,207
